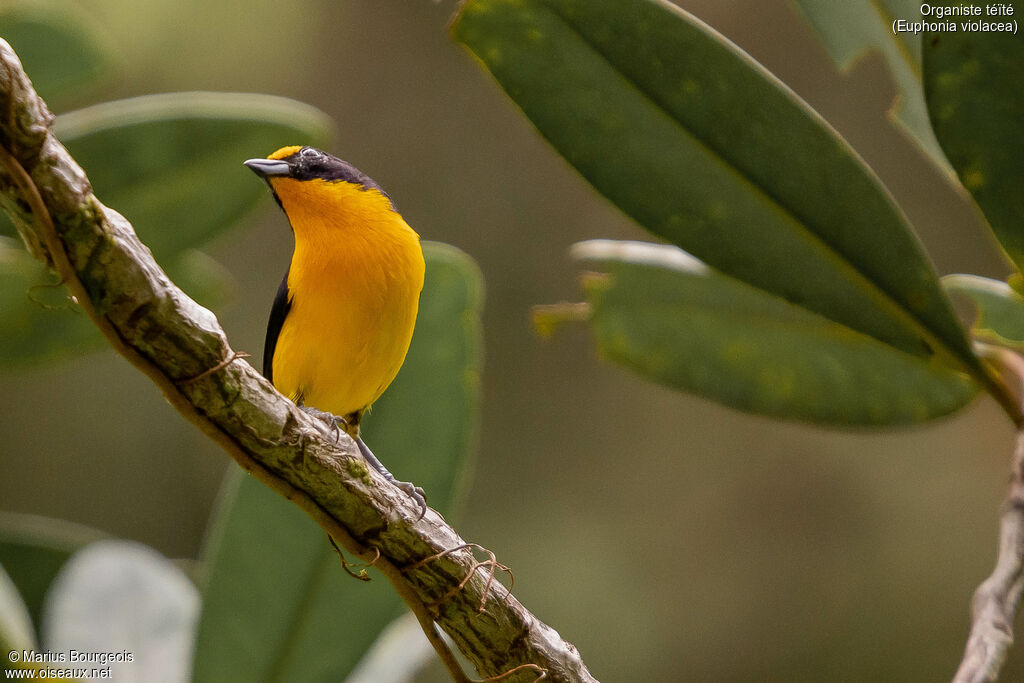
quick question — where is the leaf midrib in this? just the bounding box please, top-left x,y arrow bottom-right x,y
530,0 -> 970,369
264,547 -> 335,683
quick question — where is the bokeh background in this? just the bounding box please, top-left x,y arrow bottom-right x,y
1,1 -> 1020,680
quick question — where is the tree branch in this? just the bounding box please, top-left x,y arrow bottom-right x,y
954,348 -> 1024,683
0,39 -> 595,683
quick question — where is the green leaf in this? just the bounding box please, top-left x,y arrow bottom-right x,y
43,540 -> 199,681
790,0 -> 952,168
944,274 -> 1024,350
0,2 -> 115,110
794,0 -> 922,64
924,24 -> 1024,274
452,0 -> 984,389
565,240 -> 976,425
192,473 -> 403,683
0,238 -> 234,368
0,238 -> 101,367
192,242 -> 483,682
170,249 -> 236,312
52,92 -> 333,262
0,513 -> 109,642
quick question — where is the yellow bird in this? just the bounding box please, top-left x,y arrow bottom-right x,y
244,146 -> 427,516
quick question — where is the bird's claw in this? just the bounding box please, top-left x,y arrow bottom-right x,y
299,405 -> 347,442
354,436 -> 428,521
395,481 -> 427,521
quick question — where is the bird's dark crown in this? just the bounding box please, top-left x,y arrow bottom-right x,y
277,146 -> 382,191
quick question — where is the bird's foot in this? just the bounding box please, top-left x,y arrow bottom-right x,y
298,407 -> 427,519
392,481 -> 428,521
357,437 -> 428,521
299,406 -> 348,442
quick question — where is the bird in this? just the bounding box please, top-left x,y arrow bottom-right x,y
244,145 -> 427,517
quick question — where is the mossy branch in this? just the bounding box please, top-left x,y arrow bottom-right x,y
0,39 -> 595,683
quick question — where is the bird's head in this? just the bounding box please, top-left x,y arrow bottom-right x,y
244,146 -> 394,210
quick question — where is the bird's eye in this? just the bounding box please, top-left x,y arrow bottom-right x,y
300,147 -> 320,159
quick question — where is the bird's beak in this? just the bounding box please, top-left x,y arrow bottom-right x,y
244,158 -> 291,178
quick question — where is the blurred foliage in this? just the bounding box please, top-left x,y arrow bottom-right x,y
0,9 -> 332,368
0,239 -> 235,367
0,2 -> 114,110
0,565 -> 36,665
453,0 -> 994,426
790,0 -> 951,169
0,96 -> 332,366
42,541 -> 198,681
924,25 -> 1024,275
544,240 -> 975,424
193,472 -> 396,683
0,240 -> 102,369
343,613 -> 435,683
0,513 -> 108,641
52,93 -> 333,262
945,275 -> 1024,350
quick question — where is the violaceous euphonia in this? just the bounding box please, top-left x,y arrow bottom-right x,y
244,146 -> 427,516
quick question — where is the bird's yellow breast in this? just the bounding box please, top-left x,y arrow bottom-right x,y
269,176 -> 425,418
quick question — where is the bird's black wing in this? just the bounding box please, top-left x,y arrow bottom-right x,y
263,267 -> 292,383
